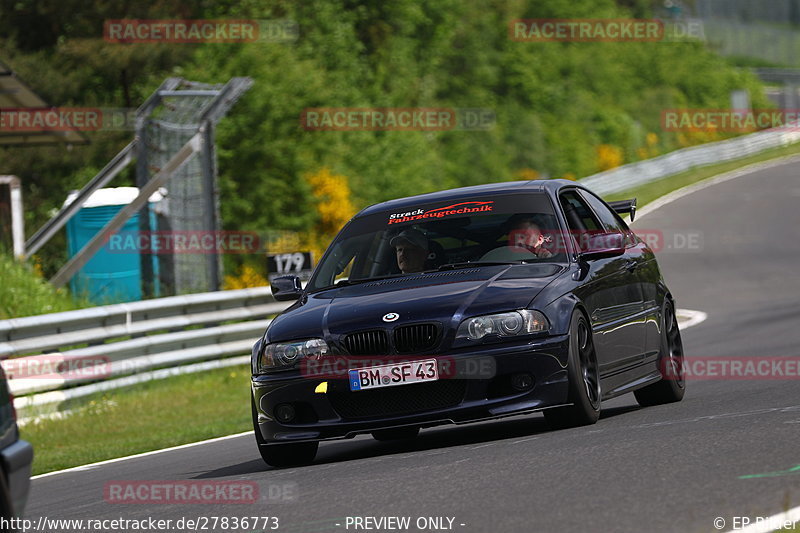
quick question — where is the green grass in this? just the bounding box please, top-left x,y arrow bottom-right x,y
20,364 -> 252,475
0,253 -> 90,319
603,141 -> 800,206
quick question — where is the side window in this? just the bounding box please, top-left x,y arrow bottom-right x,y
560,191 -> 601,232
559,191 -> 602,252
580,190 -> 629,234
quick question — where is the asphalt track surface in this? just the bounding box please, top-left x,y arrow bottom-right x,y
26,159 -> 800,533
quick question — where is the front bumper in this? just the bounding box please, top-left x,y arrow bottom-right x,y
252,335 -> 570,443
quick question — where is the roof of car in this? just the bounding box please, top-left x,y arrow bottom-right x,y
356,179 -> 578,217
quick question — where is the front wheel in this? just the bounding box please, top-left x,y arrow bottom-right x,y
544,310 -> 601,429
252,396 -> 318,467
634,300 -> 686,406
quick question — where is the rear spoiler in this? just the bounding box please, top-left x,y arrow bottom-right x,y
608,198 -> 637,222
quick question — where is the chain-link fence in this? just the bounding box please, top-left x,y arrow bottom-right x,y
692,0 -> 800,25
691,0 -> 800,67
136,78 -> 251,297
142,81 -> 224,295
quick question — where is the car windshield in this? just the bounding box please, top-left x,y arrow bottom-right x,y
308,192 -> 566,292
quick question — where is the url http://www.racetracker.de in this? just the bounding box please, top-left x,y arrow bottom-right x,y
0,516 -> 280,532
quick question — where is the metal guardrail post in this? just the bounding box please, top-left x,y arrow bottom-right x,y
199,122 -> 221,290
193,78 -> 253,291
134,78 -> 182,299
0,176 -> 24,258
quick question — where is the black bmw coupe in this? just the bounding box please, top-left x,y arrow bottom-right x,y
251,179 -> 685,466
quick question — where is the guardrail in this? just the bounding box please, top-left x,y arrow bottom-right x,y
0,287 -> 289,400
580,128 -> 800,196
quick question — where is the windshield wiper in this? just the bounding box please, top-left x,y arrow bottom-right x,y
307,275 -> 402,293
313,263 -> 529,291
333,274 -> 405,287
436,261 -> 526,271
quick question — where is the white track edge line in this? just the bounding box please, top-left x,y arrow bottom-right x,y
724,504 -> 800,533
676,309 -> 708,330
632,153 -> 800,222
31,431 -> 252,480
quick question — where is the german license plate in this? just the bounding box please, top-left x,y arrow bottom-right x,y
348,359 -> 438,391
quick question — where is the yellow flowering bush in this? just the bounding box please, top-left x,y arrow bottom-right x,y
512,168 -> 541,181
223,264 -> 268,290
596,144 -> 623,172
302,167 -> 356,256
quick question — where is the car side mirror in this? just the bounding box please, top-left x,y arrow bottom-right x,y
579,232 -> 625,260
271,275 -> 303,301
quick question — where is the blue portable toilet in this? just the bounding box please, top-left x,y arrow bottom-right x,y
64,187 -> 162,304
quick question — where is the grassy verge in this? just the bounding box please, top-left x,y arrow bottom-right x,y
20,364 -> 252,475
0,253 -> 90,319
603,141 -> 800,206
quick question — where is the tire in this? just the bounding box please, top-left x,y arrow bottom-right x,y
372,427 -> 420,442
544,310 -> 601,429
634,300 -> 686,407
252,396 -> 318,467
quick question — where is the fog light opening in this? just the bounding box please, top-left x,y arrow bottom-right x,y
274,403 -> 297,423
511,372 -> 535,392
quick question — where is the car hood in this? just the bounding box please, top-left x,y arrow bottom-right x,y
266,264 -> 565,342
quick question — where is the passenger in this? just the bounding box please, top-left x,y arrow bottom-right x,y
390,229 -> 429,273
508,216 -> 553,258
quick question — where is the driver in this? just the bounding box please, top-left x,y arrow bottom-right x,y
390,229 -> 429,273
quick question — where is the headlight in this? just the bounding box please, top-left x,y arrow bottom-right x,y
456,310 -> 548,340
258,338 -> 329,372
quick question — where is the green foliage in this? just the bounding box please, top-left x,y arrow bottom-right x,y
0,0 -> 773,283
0,253 -> 90,319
